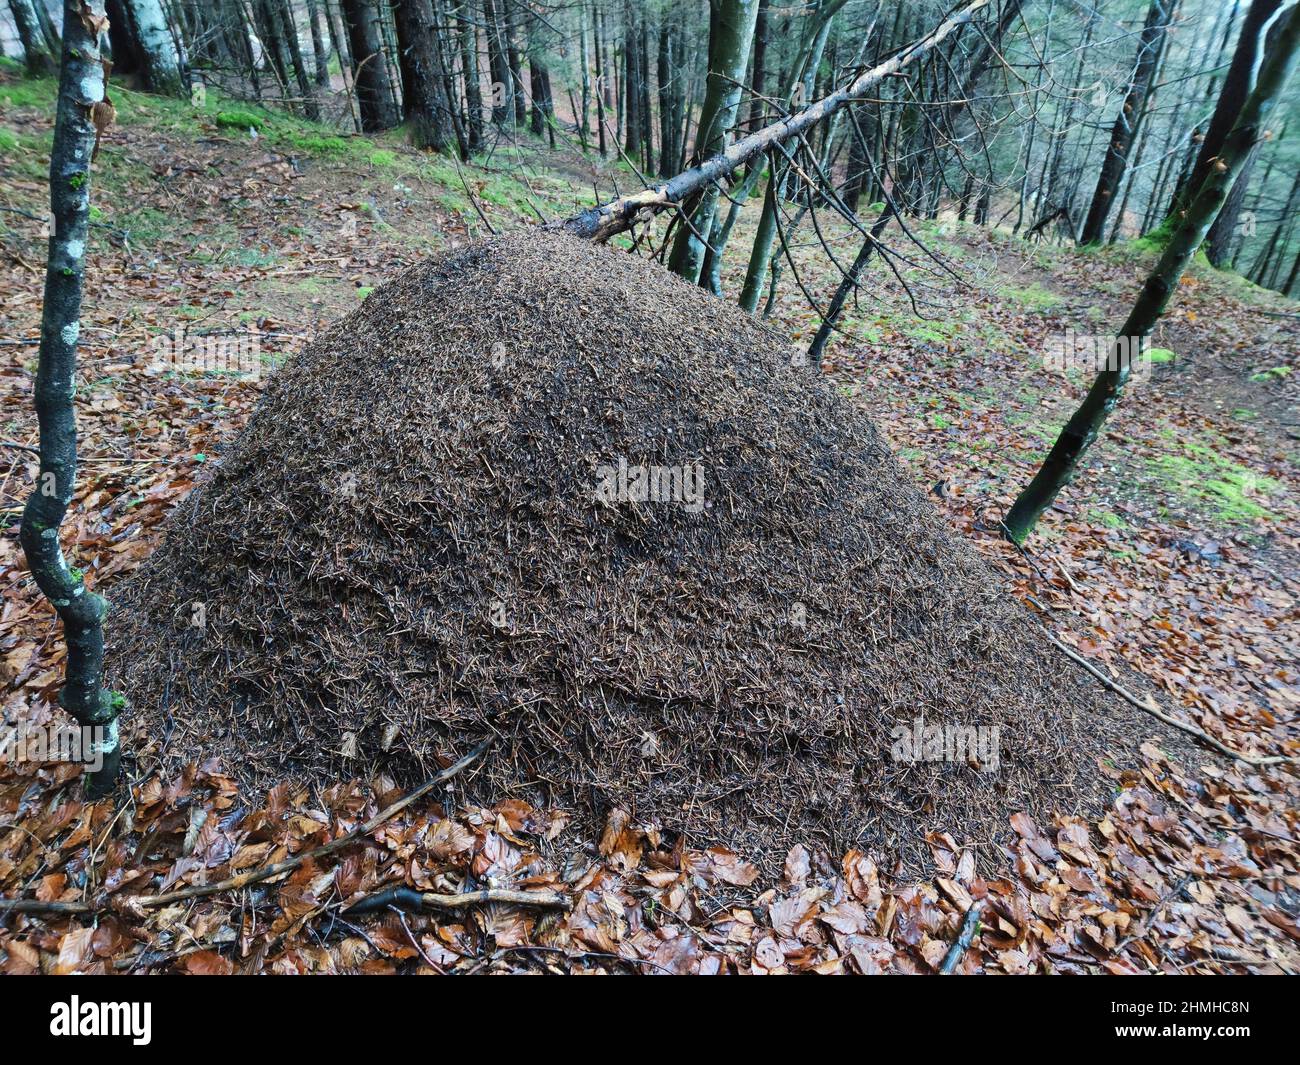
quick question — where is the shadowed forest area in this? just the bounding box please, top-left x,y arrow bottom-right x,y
0,0 -> 1297,987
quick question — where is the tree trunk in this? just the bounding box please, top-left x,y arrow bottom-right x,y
1168,0 -> 1283,221
732,0 -> 841,299
1078,0 -> 1174,246
459,3 -> 483,149
505,0 -> 525,125
20,0 -> 123,797
307,0 -> 333,88
623,0 -> 642,159
807,205 -> 895,366
7,0 -> 57,74
592,1 -> 607,155
276,0 -> 321,119
340,0 -> 401,130
1004,3 -> 1300,543
666,0 -> 762,284
115,0 -> 184,94
482,0 -> 509,124
393,0 -> 450,150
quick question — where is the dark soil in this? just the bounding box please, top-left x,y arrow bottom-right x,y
111,230 -> 1186,872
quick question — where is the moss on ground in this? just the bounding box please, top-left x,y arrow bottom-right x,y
997,281 -> 1062,313
1146,432 -> 1283,524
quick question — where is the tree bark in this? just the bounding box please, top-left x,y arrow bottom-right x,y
393,0 -> 450,150
307,0 -> 333,88
665,0 -> 762,283
21,0 -> 123,796
1004,3 -> 1300,543
1079,0 -> 1174,246
104,0 -> 185,94
504,0 -> 525,124
807,205 -> 895,366
458,3 -> 483,148
275,0 -> 321,119
7,0 -> 57,74
340,0 -> 401,130
1167,0 -> 1283,222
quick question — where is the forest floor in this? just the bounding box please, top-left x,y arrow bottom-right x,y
1,68 -> 1297,974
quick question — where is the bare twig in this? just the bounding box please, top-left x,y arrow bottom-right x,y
1047,637 -> 1295,768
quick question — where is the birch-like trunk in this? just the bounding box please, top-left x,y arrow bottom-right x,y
7,0 -> 57,74
123,0 -> 184,94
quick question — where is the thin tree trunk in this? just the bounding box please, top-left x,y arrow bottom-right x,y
734,0 -> 843,300
307,0 -> 333,87
505,0 -> 525,124
807,205 -> 895,366
1168,0 -> 1283,220
1079,0 -> 1175,246
21,0 -> 123,797
277,0 -> 321,119
459,2 -> 483,149
592,1 -> 607,155
1004,4 -> 1300,543
666,0 -> 762,284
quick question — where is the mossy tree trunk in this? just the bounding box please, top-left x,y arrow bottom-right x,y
734,0 -> 843,305
392,0 -> 450,151
1004,4 -> 1300,544
7,0 -> 58,75
666,0 -> 762,285
20,0 -> 123,797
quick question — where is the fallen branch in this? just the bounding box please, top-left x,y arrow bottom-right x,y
554,0 -> 990,243
343,885 -> 569,916
1114,874 -> 1194,956
939,900 -> 983,973
1048,636 -> 1294,768
0,742 -> 488,918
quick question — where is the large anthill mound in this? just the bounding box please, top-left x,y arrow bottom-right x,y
112,230 -> 1175,869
